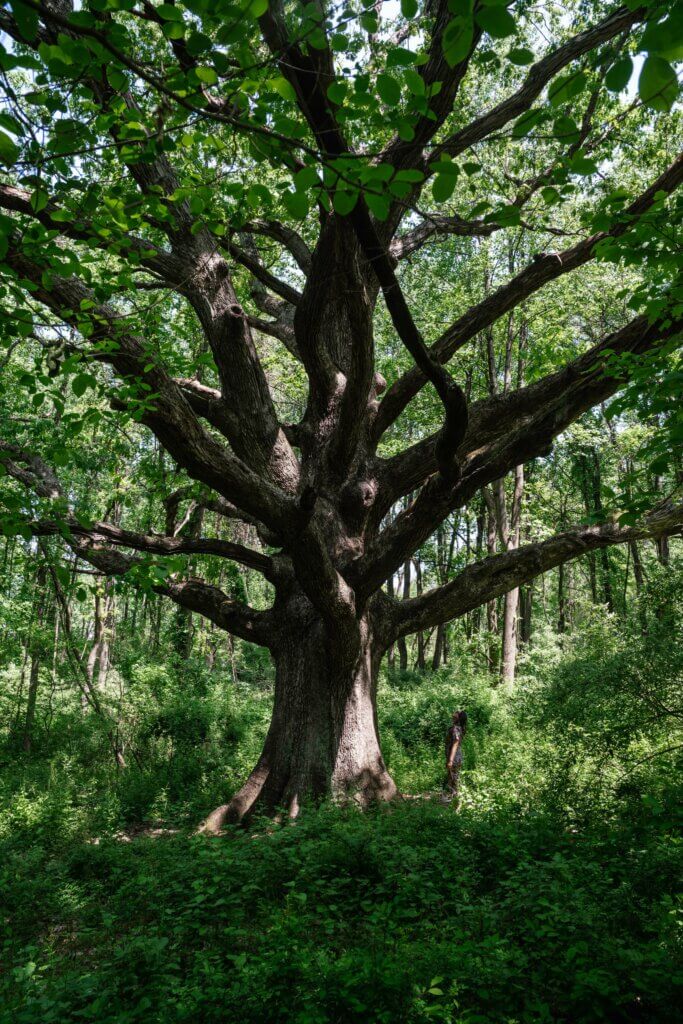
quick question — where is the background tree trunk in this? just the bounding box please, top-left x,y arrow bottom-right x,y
397,558 -> 411,671
414,558 -> 426,670
22,564 -> 48,752
500,464 -> 524,684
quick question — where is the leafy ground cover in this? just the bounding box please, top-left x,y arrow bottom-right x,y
1,604 -> 681,1023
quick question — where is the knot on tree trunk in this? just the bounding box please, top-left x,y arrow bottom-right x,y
340,478 -> 378,532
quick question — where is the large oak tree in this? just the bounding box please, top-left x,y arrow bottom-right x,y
0,0 -> 681,826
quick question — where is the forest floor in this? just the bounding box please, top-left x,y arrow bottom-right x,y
1,655 -> 681,1023
2,778 -> 680,1024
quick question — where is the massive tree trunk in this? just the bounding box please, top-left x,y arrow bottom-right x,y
203,612 -> 396,831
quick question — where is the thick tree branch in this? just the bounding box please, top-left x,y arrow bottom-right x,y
158,577 -> 276,647
0,442 -> 276,646
382,311 -> 683,505
241,220 -> 312,274
258,0 -> 468,483
390,211 -> 498,260
226,239 -> 302,307
67,534 -> 275,646
389,502 -> 683,640
0,183 -> 181,283
1,1 -> 299,494
2,243 -> 295,533
246,313 -> 299,354
380,0 -> 483,177
430,5 -> 645,166
29,519 -> 276,580
374,152 -> 683,440
172,377 -> 239,437
356,311 -> 683,595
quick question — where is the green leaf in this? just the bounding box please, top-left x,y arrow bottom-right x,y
30,189 -> 49,213
52,447 -> 70,466
568,153 -> 597,176
248,0 -> 269,16
186,31 -> 212,55
387,47 -> 422,68
552,115 -> 580,145
196,66 -> 218,85
507,47 -> 534,65
429,158 -> 459,176
107,65 -> 128,92
403,68 -> 425,95
327,82 -> 347,105
294,166 -> 320,191
548,70 -> 587,107
512,108 -> 543,137
307,27 -> 328,49
432,174 -> 456,202
401,0 -> 418,17
282,190 -> 310,219
333,189 -> 358,215
487,204 -> 521,226
10,1 -> 39,42
377,73 -> 401,106
605,57 -> 633,93
443,16 -> 474,67
72,373 -> 97,397
394,169 -> 424,183
360,11 -> 379,33
0,130 -> 19,167
639,10 -> 683,62
157,3 -> 183,20
638,56 -> 678,113
162,21 -> 185,39
618,510 -> 639,527
475,6 -> 516,39
366,191 -> 390,220
246,184 -> 272,209
270,77 -> 297,102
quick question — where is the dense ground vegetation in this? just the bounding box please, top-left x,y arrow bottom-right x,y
1,569 -> 681,1023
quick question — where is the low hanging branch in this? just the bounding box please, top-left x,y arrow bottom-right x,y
0,443 -> 277,646
389,500 -> 683,641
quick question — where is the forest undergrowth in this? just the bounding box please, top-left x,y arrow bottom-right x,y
1,579 -> 681,1024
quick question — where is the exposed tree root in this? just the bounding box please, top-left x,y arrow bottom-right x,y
198,761 -> 399,835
